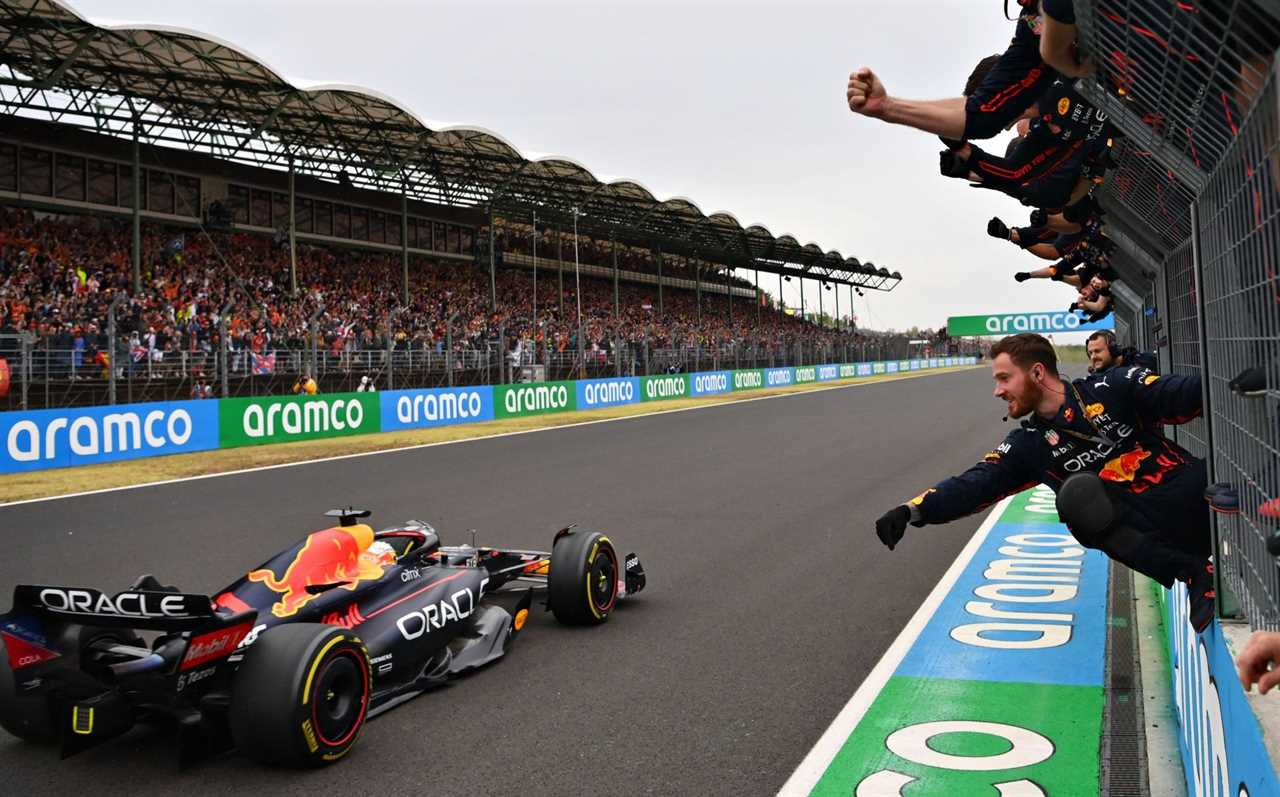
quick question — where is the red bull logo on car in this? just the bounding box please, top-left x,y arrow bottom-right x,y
247,524 -> 387,618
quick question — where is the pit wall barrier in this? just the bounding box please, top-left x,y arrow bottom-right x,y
1160,583 -> 1280,796
0,357 -> 977,474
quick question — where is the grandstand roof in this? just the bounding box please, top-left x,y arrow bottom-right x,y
0,0 -> 901,290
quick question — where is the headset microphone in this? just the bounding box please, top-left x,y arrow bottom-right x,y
1002,414 -> 1009,422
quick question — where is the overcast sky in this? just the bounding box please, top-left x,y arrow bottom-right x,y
69,0 -> 1087,336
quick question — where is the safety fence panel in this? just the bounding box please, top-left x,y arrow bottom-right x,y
1196,60 -> 1280,631
1162,239 -> 1210,459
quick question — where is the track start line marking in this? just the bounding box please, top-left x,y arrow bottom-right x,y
780,486 -> 1108,796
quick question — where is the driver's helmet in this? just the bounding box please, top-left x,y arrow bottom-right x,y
361,540 -> 397,570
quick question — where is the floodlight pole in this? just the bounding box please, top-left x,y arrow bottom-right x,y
487,205 -> 497,312
556,227 -> 564,319
755,268 -> 761,324
400,176 -> 409,305
657,247 -> 664,318
573,207 -> 584,375
288,155 -> 298,296
695,260 -> 702,323
531,211 -> 538,335
131,120 -> 142,294
835,282 -> 840,332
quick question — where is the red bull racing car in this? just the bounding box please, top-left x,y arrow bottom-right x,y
0,510 -> 645,767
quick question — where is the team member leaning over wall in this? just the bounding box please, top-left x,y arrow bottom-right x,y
872,333 -> 1256,632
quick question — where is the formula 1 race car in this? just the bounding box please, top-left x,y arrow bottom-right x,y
0,510 -> 646,767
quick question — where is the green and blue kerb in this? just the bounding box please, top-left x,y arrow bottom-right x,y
808,485 -> 1108,795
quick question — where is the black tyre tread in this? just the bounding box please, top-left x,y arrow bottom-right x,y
0,637 -> 54,743
229,624 -> 369,767
548,531 -> 617,626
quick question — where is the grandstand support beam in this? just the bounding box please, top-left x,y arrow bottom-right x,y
488,205 -> 497,312
656,247 -> 664,319
556,228 -> 564,319
531,212 -> 538,334
573,208 -> 584,377
612,232 -> 619,321
695,261 -> 702,323
835,281 -> 840,331
727,269 -> 733,323
819,281 -> 824,328
400,178 -> 409,306
131,120 -> 141,294
800,277 -> 805,322
755,269 -> 761,324
288,156 -> 298,296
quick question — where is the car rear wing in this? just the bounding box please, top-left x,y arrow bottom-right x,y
11,585 -> 218,632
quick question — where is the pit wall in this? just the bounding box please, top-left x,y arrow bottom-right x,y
0,357 -> 977,474
1160,583 -> 1280,796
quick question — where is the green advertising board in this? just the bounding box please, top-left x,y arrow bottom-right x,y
639,373 -> 690,402
947,311 -> 1114,337
493,380 -> 576,418
732,369 -> 765,391
794,366 -> 817,383
219,392 -> 381,447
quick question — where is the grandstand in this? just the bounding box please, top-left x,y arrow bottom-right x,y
0,2 -> 971,410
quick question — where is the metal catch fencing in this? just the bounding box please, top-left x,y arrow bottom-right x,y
1078,0 -> 1280,630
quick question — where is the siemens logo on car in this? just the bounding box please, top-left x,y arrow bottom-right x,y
578,378 -> 637,408
0,400 -> 217,473
243,398 -> 365,438
504,384 -> 569,414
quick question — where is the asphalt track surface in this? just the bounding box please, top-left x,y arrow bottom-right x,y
0,367 -> 1008,796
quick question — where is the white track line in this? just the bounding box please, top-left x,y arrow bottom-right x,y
0,367 -> 978,509
776,494 -> 1013,796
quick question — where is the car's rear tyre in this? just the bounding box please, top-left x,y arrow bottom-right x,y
549,531 -> 619,625
229,624 -> 370,767
0,637 -> 55,743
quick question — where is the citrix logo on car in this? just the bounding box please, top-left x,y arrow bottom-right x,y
242,398 -> 365,438
396,578 -> 488,640
504,384 -> 569,414
7,407 -> 193,462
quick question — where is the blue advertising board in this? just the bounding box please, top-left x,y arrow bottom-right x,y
0,399 -> 219,473
379,386 -> 495,431
575,376 -> 640,409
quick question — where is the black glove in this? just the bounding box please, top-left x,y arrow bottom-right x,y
987,217 -> 1010,240
1029,208 -> 1047,227
1229,366 -> 1267,396
875,505 -> 912,551
1068,302 -> 1080,313
939,136 -> 965,151
1014,272 -> 1031,283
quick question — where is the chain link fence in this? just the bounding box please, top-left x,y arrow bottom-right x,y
1078,0 -> 1280,630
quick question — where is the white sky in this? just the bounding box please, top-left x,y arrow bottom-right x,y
69,0 -> 1088,336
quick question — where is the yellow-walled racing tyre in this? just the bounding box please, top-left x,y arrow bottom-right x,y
549,530 -> 619,626
229,624 -> 370,767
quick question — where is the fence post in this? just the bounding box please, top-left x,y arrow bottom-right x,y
446,314 -> 455,388
107,294 -> 124,405
1189,200 -> 1227,618
386,331 -> 394,392
20,333 -> 31,410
